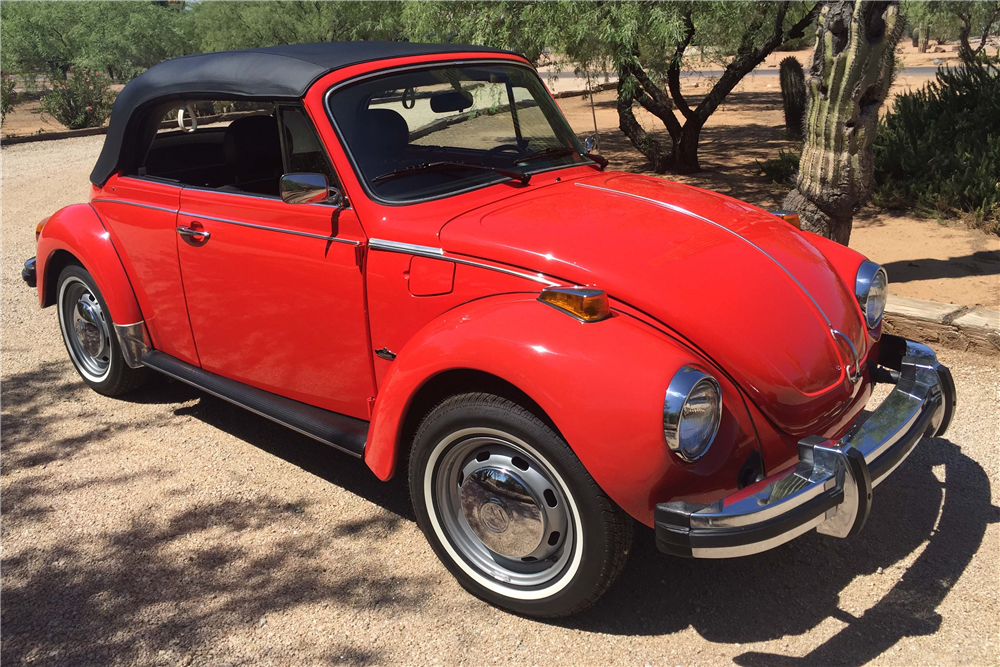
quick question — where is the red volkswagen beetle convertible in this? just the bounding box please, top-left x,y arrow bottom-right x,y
23,42 -> 956,617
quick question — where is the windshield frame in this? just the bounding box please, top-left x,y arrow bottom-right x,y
323,59 -> 587,206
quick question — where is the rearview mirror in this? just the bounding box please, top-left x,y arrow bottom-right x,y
280,173 -> 341,206
430,90 -> 474,113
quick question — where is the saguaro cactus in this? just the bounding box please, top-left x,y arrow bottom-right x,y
779,56 -> 807,139
782,1 -> 904,244
911,26 -> 919,48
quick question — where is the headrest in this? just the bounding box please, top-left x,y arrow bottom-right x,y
224,114 -> 281,165
358,108 -> 409,158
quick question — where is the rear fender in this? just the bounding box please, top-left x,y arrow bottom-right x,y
36,203 -> 143,326
365,294 -> 761,526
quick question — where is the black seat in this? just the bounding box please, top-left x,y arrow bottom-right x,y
222,115 -> 283,195
353,108 -> 409,176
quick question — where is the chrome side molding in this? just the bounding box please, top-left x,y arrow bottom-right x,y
114,321 -> 151,369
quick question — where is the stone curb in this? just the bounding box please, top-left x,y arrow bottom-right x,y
883,295 -> 1000,356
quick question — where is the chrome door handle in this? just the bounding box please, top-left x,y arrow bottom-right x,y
177,225 -> 210,245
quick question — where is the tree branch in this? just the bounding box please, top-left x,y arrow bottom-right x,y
666,9 -> 696,120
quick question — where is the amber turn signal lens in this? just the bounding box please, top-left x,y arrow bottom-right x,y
35,217 -> 49,240
538,287 -> 610,322
769,209 -> 801,229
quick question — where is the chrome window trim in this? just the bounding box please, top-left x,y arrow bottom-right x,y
91,198 -> 178,214
574,183 -> 834,327
178,211 -> 361,246
368,238 -> 560,286
322,59 -> 585,207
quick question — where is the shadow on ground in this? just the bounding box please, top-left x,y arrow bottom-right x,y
1,369 -> 417,666
3,363 -> 996,666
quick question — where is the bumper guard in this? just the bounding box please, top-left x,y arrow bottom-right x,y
656,336 -> 956,558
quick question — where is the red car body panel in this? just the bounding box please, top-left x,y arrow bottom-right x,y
176,187 -> 374,418
36,202 -> 144,326
37,48 -> 883,530
365,294 -> 762,525
440,172 -> 872,438
90,177 -> 198,364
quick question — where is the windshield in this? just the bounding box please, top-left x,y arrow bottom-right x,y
326,63 -> 588,202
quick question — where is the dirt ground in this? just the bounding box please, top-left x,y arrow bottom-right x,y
2,115 -> 1000,665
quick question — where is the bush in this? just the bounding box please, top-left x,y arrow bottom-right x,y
39,68 -> 114,130
756,150 -> 800,185
1,76 -> 16,125
872,53 -> 1000,230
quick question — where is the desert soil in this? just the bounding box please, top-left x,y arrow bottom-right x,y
2,108 -> 1000,666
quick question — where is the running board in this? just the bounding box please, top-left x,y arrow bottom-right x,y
142,350 -> 368,458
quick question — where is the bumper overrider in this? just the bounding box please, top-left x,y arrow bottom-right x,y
656,335 -> 956,558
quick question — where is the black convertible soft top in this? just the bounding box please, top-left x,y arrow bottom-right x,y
90,41 -> 518,186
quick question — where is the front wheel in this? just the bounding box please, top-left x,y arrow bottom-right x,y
56,264 -> 146,396
409,393 -> 632,617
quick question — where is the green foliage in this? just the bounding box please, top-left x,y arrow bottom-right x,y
0,1 -> 192,81
39,67 -> 114,129
193,1 -> 405,52
756,150 -> 800,184
872,53 -> 1000,227
779,56 -> 806,139
901,1 -> 1000,51
1,76 -> 16,125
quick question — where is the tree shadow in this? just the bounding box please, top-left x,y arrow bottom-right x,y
882,250 -> 1000,284
553,436 -> 997,665
1,366 -> 423,666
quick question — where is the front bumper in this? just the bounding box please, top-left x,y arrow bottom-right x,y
22,257 -> 37,288
656,335 -> 956,558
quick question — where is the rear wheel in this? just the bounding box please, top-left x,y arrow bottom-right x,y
57,264 -> 146,396
409,392 -> 632,617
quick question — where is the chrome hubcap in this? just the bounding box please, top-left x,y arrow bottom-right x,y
60,279 -> 112,380
432,433 -> 573,588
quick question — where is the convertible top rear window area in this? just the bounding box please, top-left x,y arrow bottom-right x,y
327,63 -> 588,202
137,101 -> 338,196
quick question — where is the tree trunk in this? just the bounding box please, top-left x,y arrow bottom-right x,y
614,2 -> 821,175
783,0 -> 904,244
670,120 -> 703,174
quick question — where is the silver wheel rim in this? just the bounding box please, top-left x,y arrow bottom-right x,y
428,430 -> 578,592
59,277 -> 112,382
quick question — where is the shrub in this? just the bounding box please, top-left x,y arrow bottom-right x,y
1,76 -> 16,125
756,150 -> 800,185
872,53 -> 1000,229
39,68 -> 114,130
778,56 -> 806,139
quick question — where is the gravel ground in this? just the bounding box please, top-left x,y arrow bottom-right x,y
3,137 -> 999,667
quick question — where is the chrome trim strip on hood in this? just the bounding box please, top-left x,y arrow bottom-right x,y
368,238 -> 561,286
575,182 -> 833,327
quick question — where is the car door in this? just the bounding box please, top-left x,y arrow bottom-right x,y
176,106 -> 374,419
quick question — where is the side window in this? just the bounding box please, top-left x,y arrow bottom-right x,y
137,100 -> 285,196
276,106 -> 340,189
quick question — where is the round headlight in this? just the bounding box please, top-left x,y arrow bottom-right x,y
856,260 -> 888,329
663,367 -> 722,462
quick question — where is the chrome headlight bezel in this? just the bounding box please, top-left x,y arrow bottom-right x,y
663,366 -> 722,462
855,260 -> 888,329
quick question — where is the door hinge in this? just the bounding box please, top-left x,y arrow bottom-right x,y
355,243 -> 366,268
367,396 -> 377,418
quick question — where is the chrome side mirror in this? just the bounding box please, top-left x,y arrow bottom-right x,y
280,173 -> 343,206
583,133 -> 599,153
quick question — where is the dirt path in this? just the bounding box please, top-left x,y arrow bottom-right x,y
2,122 -> 999,667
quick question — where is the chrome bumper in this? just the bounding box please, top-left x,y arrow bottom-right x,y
656,335 -> 956,558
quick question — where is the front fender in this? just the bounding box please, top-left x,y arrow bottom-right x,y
36,203 -> 143,326
365,294 -> 761,526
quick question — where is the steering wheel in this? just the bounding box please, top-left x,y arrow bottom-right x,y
483,144 -> 526,163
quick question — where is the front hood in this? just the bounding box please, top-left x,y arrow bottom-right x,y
440,173 -> 868,436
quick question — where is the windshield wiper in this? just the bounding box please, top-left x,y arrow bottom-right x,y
514,146 -> 608,170
372,161 -> 530,186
